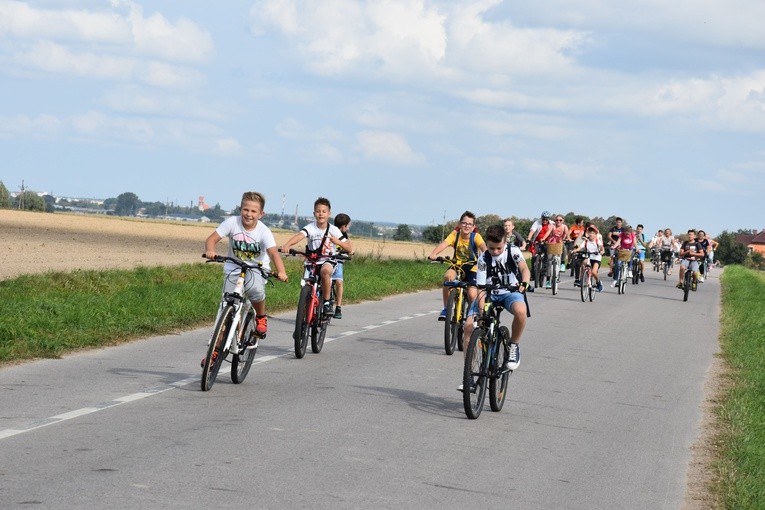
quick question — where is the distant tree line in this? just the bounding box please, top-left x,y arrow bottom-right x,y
1,181 -> 761,267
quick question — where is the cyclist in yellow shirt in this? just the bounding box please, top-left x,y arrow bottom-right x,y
428,211 -> 487,320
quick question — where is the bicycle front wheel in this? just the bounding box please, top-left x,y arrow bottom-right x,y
489,326 -> 511,412
201,305 -> 234,391
579,267 -> 587,302
444,289 -> 458,355
463,328 -> 488,419
232,310 -> 256,384
294,285 -> 312,358
683,272 -> 691,302
311,317 -> 329,353
551,257 -> 559,295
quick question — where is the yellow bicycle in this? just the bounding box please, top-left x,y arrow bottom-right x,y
433,257 -> 474,355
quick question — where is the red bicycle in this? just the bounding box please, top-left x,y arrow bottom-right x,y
285,249 -> 350,358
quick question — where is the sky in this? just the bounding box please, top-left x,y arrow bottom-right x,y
1,0 -> 764,237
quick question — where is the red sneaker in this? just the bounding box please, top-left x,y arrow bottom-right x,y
255,315 -> 268,337
200,349 -> 219,367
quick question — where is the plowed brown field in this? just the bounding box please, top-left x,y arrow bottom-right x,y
0,209 -> 435,280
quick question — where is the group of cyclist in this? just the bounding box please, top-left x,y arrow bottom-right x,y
203,194 -> 717,393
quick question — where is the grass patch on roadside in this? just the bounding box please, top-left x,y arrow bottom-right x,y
0,258 -> 443,363
716,265 -> 765,509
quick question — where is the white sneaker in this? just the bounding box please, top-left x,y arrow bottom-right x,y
610,281 -> 617,287
699,276 -> 705,282
628,270 -> 633,278
457,384 -> 464,392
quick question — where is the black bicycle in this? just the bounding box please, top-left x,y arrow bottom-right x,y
462,281 -> 519,419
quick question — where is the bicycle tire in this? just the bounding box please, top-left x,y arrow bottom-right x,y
444,289 -> 458,355
551,260 -> 558,295
463,328 -> 488,419
579,267 -> 587,302
311,318 -> 328,353
294,285 -> 312,358
534,257 -> 544,290
231,310 -> 256,384
683,271 -> 691,302
589,279 -> 595,302
457,295 -> 467,352
632,260 -> 639,285
664,263 -> 669,281
201,305 -> 234,391
489,326 -> 511,412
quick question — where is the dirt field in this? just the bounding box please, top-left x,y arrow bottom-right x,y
0,209 -> 435,280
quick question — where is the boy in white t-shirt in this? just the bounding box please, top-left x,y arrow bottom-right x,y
280,197 -> 353,316
204,192 -> 288,340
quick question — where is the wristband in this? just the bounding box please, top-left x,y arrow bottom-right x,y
520,282 -> 528,290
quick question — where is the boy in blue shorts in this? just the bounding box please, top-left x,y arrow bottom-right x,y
331,213 -> 352,319
459,224 -> 530,391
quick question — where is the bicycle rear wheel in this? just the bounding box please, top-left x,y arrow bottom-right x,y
231,310 -> 256,384
201,305 -> 234,391
294,285 -> 312,358
463,328 -> 488,419
489,326 -> 511,412
444,289 -> 458,355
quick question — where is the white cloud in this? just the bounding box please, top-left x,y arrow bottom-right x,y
0,114 -> 62,138
0,0 -> 213,94
509,0 -> 765,50
275,117 -> 343,141
15,40 -> 202,88
356,130 -> 425,165
100,85 -> 225,121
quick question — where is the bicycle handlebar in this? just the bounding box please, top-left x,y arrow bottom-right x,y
281,248 -> 351,262
202,254 -> 273,279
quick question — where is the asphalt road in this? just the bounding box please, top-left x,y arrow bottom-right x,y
0,265 -> 720,509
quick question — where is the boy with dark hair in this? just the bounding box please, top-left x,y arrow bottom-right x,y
427,210 -> 487,321
331,213 -> 352,318
281,197 -> 353,316
458,224 -> 530,391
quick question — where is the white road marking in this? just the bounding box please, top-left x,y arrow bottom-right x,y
1,310 -> 439,441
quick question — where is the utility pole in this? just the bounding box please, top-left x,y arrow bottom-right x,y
18,180 -> 25,210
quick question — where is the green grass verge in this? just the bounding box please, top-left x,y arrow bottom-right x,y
0,257 -> 443,363
717,265 -> 765,509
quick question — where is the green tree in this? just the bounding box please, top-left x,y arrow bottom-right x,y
115,192 -> 140,216
422,225 -> 444,244
14,191 -> 45,211
746,251 -> 765,271
476,214 -> 502,234
0,181 -> 11,208
715,231 -> 748,265
393,224 -> 413,241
